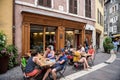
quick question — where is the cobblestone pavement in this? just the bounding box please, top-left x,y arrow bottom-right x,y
0,52 -> 111,80
75,52 -> 120,80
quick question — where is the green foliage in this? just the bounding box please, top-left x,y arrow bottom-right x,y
0,31 -> 10,57
6,45 -> 18,69
103,37 -> 114,53
0,31 -> 6,47
0,31 -> 18,69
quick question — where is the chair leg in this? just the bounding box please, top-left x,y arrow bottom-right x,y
59,72 -> 65,78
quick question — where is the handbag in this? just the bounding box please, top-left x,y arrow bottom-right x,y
67,55 -> 73,59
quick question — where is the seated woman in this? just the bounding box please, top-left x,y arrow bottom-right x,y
43,46 -> 55,61
87,45 -> 95,60
78,44 -> 85,53
42,48 -> 67,80
72,49 -> 91,70
24,50 -> 42,77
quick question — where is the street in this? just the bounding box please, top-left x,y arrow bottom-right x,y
1,52 -> 120,80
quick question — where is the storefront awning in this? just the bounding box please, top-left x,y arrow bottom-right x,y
85,24 -> 95,31
113,34 -> 120,37
111,34 -> 120,40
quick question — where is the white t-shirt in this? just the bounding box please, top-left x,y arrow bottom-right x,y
79,47 -> 85,52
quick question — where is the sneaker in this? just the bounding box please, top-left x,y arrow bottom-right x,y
88,66 -> 92,69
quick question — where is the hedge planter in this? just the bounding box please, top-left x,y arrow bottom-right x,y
0,56 -> 9,74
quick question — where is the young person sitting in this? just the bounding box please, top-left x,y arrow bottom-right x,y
87,45 -> 95,60
42,48 -> 67,80
72,49 -> 91,70
43,46 -> 55,61
24,50 -> 42,78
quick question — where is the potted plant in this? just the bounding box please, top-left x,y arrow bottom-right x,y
0,31 -> 9,74
0,31 -> 18,74
103,37 -> 114,53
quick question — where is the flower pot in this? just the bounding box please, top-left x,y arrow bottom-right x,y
0,56 -> 9,74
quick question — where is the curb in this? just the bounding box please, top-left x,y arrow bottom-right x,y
104,52 -> 116,64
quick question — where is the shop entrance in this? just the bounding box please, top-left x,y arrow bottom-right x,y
85,30 -> 92,46
96,32 -> 100,49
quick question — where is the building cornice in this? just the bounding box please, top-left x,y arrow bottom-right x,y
15,0 -> 96,23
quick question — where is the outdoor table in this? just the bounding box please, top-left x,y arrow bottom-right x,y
37,54 -> 56,67
80,52 -> 92,57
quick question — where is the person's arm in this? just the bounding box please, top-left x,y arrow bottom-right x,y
56,54 -> 61,61
73,51 -> 80,57
87,50 -> 91,55
92,49 -> 95,56
43,51 -> 47,58
33,57 -> 41,65
58,59 -> 65,64
49,51 -> 55,59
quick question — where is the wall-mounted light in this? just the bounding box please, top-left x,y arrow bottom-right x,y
39,33 -> 43,35
50,32 -> 55,34
46,32 -> 49,34
33,33 -> 37,36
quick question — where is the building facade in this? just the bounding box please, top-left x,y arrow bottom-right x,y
15,0 -> 95,55
0,0 -> 13,44
104,0 -> 120,36
95,0 -> 104,50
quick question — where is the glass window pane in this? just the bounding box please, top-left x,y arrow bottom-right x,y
45,27 -> 56,50
30,25 -> 43,52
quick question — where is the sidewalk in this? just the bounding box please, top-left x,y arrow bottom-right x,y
0,52 -> 111,80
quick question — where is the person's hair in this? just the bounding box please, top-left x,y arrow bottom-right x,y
89,45 -> 93,49
70,45 -> 73,48
47,46 -> 51,50
61,48 -> 65,52
31,50 -> 38,56
78,44 -> 82,49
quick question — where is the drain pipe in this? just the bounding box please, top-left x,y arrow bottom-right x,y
12,0 -> 15,45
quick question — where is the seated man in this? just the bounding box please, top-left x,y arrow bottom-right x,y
42,48 -> 67,80
24,50 -> 42,77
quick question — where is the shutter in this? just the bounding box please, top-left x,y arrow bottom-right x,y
116,16 -> 118,21
69,0 -> 73,13
74,0 -> 77,14
85,0 -> 91,17
109,8 -> 112,13
116,4 -> 118,10
44,0 -> 47,6
47,0 -> 51,7
38,0 -> 43,6
97,9 -> 99,23
85,0 -> 88,17
89,0 -> 91,17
